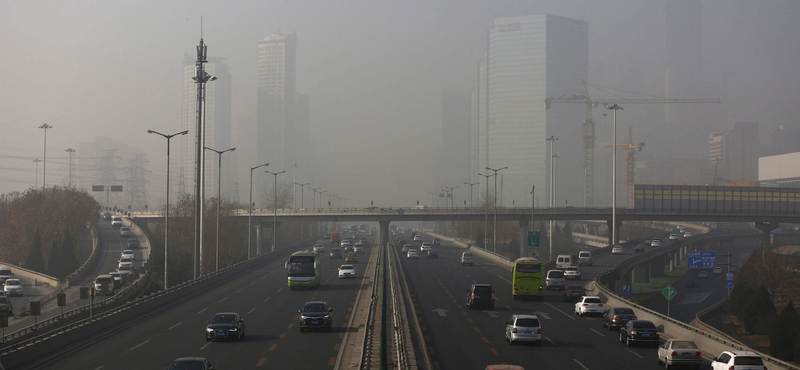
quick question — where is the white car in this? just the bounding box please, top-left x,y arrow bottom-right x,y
3,278 -> 23,296
338,264 -> 356,279
563,266 -> 581,280
119,227 -> 132,236
574,296 -> 604,316
111,215 -> 123,226
118,258 -> 134,270
407,249 -> 419,259
651,239 -> 662,247
353,244 -> 364,254
669,233 -> 678,240
420,242 -> 432,252
710,350 -> 764,370
682,231 -> 693,238
413,235 -> 422,242
612,245 -> 624,254
313,244 -> 325,253
117,265 -> 133,276
505,314 -> 542,345
121,250 -> 135,261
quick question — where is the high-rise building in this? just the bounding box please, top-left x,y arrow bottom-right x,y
180,56 -> 234,203
709,122 -> 759,183
255,33 -> 312,203
475,15 -> 588,208
438,90 -> 472,204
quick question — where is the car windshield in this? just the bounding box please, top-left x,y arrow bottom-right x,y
584,298 -> 602,304
5,280 -> 19,286
340,265 -> 353,270
672,341 -> 697,349
210,314 -> 237,324
548,271 -> 565,278
303,303 -> 327,312
566,285 -> 584,290
734,357 -> 763,365
615,308 -> 635,314
633,321 -> 656,329
566,267 -> 578,271
515,318 -> 539,327
169,360 -> 207,370
473,286 -> 492,295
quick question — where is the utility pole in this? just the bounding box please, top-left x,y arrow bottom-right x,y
485,166 -> 507,253
193,35 -> 217,278
65,148 -> 76,187
39,123 -> 52,189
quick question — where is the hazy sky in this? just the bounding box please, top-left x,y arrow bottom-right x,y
2,1 -> 799,208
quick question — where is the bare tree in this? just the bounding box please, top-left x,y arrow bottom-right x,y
261,181 -> 293,209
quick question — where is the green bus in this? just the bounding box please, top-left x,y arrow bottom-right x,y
286,250 -> 321,289
512,257 -> 543,300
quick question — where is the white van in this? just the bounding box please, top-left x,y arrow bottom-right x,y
0,265 -> 13,283
555,255 -> 573,269
578,251 -> 593,266
461,252 -> 474,266
111,215 -> 123,226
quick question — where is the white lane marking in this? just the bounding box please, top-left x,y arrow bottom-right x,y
130,340 -> 149,351
219,297 -> 228,302
573,359 -> 590,369
545,336 -> 557,346
264,297 -> 271,302
276,288 -> 282,293
544,302 -> 576,320
625,347 -> 644,358
248,307 -> 257,314
169,322 -> 182,330
236,288 -> 243,293
93,367 -> 103,370
590,328 -> 605,337
197,308 -> 208,315
200,340 -> 212,350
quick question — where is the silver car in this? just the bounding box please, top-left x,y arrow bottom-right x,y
505,314 -> 542,345
658,339 -> 702,369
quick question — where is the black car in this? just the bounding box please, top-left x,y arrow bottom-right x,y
466,284 -> 494,310
299,301 -> 333,331
205,312 -> 245,341
126,238 -> 140,249
603,306 -> 638,330
634,243 -> 646,253
427,249 -> 439,258
562,284 -> 587,302
619,320 -> 660,347
168,357 -> 214,370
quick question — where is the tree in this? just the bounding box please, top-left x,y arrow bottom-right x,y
58,229 -> 80,276
46,238 -> 61,277
744,285 -> 776,334
22,229 -> 46,273
770,299 -> 800,360
261,180 -> 293,209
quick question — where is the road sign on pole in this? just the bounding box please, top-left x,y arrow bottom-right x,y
662,284 -> 677,301
527,231 -> 540,247
687,251 -> 716,269
623,285 -> 632,296
726,273 -> 734,289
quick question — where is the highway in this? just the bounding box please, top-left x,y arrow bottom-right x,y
27,235 -> 376,370
6,226 -> 755,369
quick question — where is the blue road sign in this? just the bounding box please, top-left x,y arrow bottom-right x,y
726,273 -> 734,289
623,285 -> 632,297
687,251 -> 716,269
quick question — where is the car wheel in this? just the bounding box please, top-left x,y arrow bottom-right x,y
658,356 -> 662,365
664,361 -> 671,370
619,333 -> 624,343
626,336 -> 631,347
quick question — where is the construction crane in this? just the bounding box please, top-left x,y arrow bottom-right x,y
606,126 -> 644,208
545,81 -> 720,207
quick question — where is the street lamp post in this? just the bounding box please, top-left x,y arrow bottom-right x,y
148,129 -> 189,289
248,163 -> 269,260
445,186 -> 458,208
33,159 -> 41,187
607,104 -> 623,246
265,170 -> 285,253
427,192 -> 436,208
65,148 -> 76,187
485,166 -> 507,253
295,183 -> 309,209
479,173 -> 493,249
38,123 -> 52,189
309,187 -> 320,209
205,146 -> 235,272
550,154 -> 560,258
463,182 -> 478,208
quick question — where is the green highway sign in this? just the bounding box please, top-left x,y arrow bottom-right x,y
528,231 -> 540,247
662,284 -> 677,301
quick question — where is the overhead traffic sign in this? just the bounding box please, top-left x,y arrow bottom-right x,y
662,284 -> 677,301
687,251 -> 716,269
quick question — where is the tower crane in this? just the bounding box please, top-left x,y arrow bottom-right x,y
606,126 -> 644,208
545,81 -> 720,207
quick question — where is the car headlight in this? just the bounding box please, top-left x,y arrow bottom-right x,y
323,315 -> 330,319
228,328 -> 238,331
206,328 -> 214,332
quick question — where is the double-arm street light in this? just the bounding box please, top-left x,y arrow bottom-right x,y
309,187 -> 320,209
265,170 -> 285,253
38,123 -> 52,189
205,146 -> 235,272
295,183 -> 310,209
427,191 -> 437,208
463,182 -> 479,208
607,104 -> 623,246
445,186 -> 458,208
248,163 -> 270,259
478,173 -> 494,249
485,166 -> 507,253
148,129 -> 189,288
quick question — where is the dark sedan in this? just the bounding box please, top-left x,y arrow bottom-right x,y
619,320 -> 660,347
205,312 -> 245,341
603,306 -> 638,330
126,238 -> 140,249
299,301 -> 333,332
562,284 -> 587,302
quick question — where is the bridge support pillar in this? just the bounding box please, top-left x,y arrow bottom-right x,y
606,218 -> 623,246
379,221 -> 390,247
256,224 -> 264,256
754,221 -> 779,248
518,218 -> 531,259
632,263 -> 647,284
